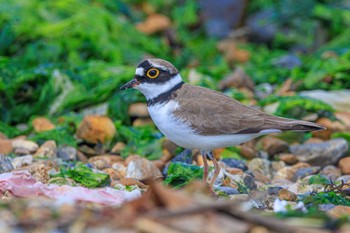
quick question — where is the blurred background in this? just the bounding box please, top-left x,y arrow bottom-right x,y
0,0 -> 349,158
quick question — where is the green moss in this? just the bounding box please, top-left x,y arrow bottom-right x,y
303,191 -> 350,206
308,175 -> 331,185
259,95 -> 334,120
66,163 -> 110,188
164,162 -> 203,188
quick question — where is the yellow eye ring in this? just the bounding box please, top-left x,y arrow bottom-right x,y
146,68 -> 159,79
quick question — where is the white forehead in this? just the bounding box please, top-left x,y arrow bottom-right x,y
135,67 -> 144,76
148,60 -> 168,71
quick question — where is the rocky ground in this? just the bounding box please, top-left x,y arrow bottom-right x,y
1,107 -> 350,232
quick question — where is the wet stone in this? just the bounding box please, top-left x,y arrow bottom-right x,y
171,148 -> 193,164
290,138 -> 348,166
293,166 -> 321,182
0,154 -> 14,173
57,146 -> 77,161
261,136 -> 289,156
278,189 -> 297,201
216,186 -> 240,195
267,186 -> 283,195
243,174 -> 257,191
222,158 -> 247,171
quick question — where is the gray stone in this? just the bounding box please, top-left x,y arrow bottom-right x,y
248,158 -> 271,179
290,138 -> 348,166
319,165 -> 341,182
171,149 -> 193,164
267,186 -> 283,195
293,166 -> 321,181
243,174 -> 257,191
336,175 -> 350,184
222,158 -> 247,170
0,154 -> 14,173
57,146 -> 77,161
216,186 -> 240,195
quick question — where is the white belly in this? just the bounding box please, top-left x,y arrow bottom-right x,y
148,101 -> 265,151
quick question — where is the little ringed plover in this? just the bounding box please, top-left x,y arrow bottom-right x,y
120,58 -> 325,188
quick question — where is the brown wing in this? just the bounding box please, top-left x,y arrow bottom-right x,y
173,84 -> 324,135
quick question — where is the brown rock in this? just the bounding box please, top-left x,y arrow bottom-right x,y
125,155 -> 141,165
312,118 -> 346,140
335,112 -> 350,130
217,39 -> 250,64
113,178 -> 147,189
278,153 -> 298,165
339,157 -> 350,174
126,157 -> 163,181
76,115 -> 116,144
272,161 -> 285,172
162,139 -> 178,156
132,118 -> 153,127
103,168 -> 124,181
320,165 -> 341,181
90,159 -> 109,170
278,189 -> 297,201
292,162 -> 311,170
152,160 -> 165,170
111,142 -> 126,154
32,117 -> 55,132
213,148 -> 224,160
111,163 -> 126,179
0,132 -> 7,140
274,167 -> 295,181
128,103 -> 149,117
160,149 -> 173,162
327,205 -> 350,218
136,14 -> 171,35
34,140 -> 57,158
0,139 -> 13,154
88,155 -> 124,166
219,67 -> 254,91
237,144 -> 256,159
261,136 -> 289,156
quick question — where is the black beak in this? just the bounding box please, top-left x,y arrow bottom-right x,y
119,78 -> 139,90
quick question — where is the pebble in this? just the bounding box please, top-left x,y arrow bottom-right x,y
88,155 -> 124,167
277,153 -> 298,165
216,186 -> 240,195
34,140 -> 57,158
111,142 -> 126,154
0,154 -> 14,173
112,178 -> 147,189
12,139 -> 38,154
290,138 -> 348,166
338,157 -> 350,174
319,165 -> 341,181
278,189 -> 297,201
32,117 -> 55,132
171,148 -> 193,164
229,194 -> 249,202
76,115 -> 116,144
243,174 -> 257,191
102,168 -> 124,181
128,103 -> 149,117
136,14 -> 171,35
30,161 -> 59,184
222,158 -> 247,171
90,159 -> 109,170
57,146 -> 77,161
237,144 -> 257,159
218,67 -> 254,91
293,166 -> 321,181
267,186 -> 283,195
126,157 -> 163,181
327,205 -> 350,219
11,155 -> 33,169
112,163 -> 126,178
271,161 -> 285,172
248,158 -> 271,180
0,139 -> 13,154
261,136 -> 289,156
336,175 -> 350,184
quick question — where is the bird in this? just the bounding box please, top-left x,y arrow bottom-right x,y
120,58 -> 325,189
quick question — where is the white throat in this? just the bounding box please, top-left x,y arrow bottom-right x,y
134,74 -> 183,100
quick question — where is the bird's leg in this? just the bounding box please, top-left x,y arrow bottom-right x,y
200,150 -> 209,184
208,151 -> 220,188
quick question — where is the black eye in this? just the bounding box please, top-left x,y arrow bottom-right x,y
147,68 -> 159,78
